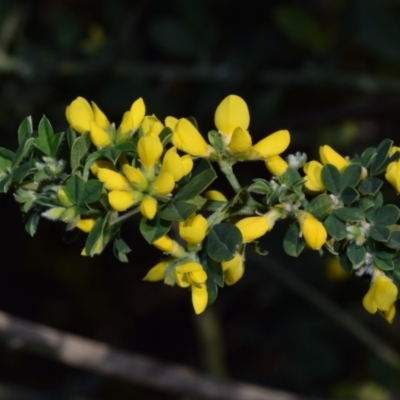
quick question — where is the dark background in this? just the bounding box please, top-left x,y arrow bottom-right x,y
0,0 -> 400,398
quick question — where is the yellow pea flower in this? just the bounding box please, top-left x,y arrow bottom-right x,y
385,160 -> 400,193
181,155 -> 194,176
118,111 -> 134,138
66,97 -> 94,134
89,120 -> 112,149
97,168 -> 130,191
151,235 -> 185,257
143,261 -> 167,281
138,136 -> 163,169
229,127 -> 252,153
108,190 -> 142,211
204,190 -> 228,202
152,171 -> 175,195
214,94 -> 250,137
91,101 -> 108,130
122,164 -> 148,191
90,160 -> 117,176
162,147 -> 184,181
363,274 -> 398,324
165,116 -> 178,130
179,213 -> 208,245
303,161 -> 325,193
265,155 -> 289,176
130,97 -> 146,131
140,195 -> 157,220
319,145 -> 349,171
142,115 -> 164,137
222,252 -> 245,285
76,218 -> 96,233
250,130 -> 290,160
299,212 -> 327,250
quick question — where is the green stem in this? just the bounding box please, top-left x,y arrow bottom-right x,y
110,207 -> 140,226
219,160 -> 241,193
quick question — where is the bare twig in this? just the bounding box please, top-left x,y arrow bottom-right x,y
0,310 -> 325,400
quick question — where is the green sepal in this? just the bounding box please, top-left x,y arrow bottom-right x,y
70,133 -> 91,170
370,139 -> 392,176
357,177 -> 383,195
283,223 -> 305,257
139,214 -> 172,243
208,130 -> 224,154
18,116 -> 33,144
305,193 -> 334,220
324,214 -> 347,240
24,211 -> 39,237
206,223 -> 242,262
340,186 -> 359,205
159,201 -> 197,221
347,242 -> 366,266
370,225 -> 391,242
85,216 -> 107,257
321,164 -> 341,195
333,207 -> 365,222
175,159 -> 217,201
340,163 -> 362,191
65,175 -> 85,205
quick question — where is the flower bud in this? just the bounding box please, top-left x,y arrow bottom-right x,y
222,253 -> 245,285
66,97 -> 94,134
152,171 -> 175,195
265,155 -> 288,176
143,261 -> 167,281
299,213 -> 327,250
90,120 -> 112,149
250,130 -> 290,159
179,214 -> 208,244
140,195 -> 157,220
138,136 -> 163,169
229,127 -> 252,153
76,218 -> 96,233
108,190 -> 142,211
319,145 -> 349,171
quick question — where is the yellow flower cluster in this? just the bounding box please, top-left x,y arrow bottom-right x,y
385,146 -> 400,193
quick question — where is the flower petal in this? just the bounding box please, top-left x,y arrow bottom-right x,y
143,261 -> 167,281
66,97 -> 94,134
90,120 -> 112,149
97,168 -> 129,191
130,97 -> 146,131
138,136 -> 163,169
251,130 -> 290,159
140,195 -> 157,220
91,101 -> 108,129
191,283 -> 208,314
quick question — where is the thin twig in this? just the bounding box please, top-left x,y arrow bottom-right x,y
0,310 -> 325,400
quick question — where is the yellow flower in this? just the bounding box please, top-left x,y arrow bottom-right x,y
229,127 -> 252,153
175,262 -> 208,314
303,161 -> 325,193
162,147 -> 192,182
90,160 -> 116,176
214,94 -> 250,137
385,160 -> 400,193
143,261 -> 167,281
165,116 -> 178,130
152,171 -> 175,195
319,145 -> 349,171
235,210 -> 280,243
90,120 -> 112,149
91,101 -> 109,130
172,118 -> 213,157
130,97 -> 146,131
179,213 -> 208,244
97,168 -> 130,191
137,136 -> 163,169
65,97 -> 94,134
118,111 -> 134,138
140,195 -> 157,220
250,130 -> 290,160
299,213 -> 327,250
363,274 -> 398,324
222,252 -> 245,285
76,218 -> 96,233
265,155 -> 289,176
141,115 -> 164,137
204,190 -> 228,202
108,190 -> 143,211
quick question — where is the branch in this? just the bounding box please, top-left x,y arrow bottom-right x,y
0,310 -> 324,400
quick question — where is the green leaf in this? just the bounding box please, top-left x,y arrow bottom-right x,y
386,231 -> 400,250
356,197 -> 375,211
370,139 -> 392,175
175,160 -> 217,201
340,163 -> 362,191
360,147 -> 375,168
369,225 -> 391,242
248,179 -> 271,195
347,242 -> 366,266
139,214 -> 172,243
12,160 -> 35,182
357,177 -> 383,195
305,193 -> 334,220
66,127 -> 76,149
12,138 -> 35,168
281,167 -> 302,186
206,223 -> 242,262
24,211 -> 39,237
34,116 -> 54,156
159,201 -> 197,221
114,238 -> 131,254
65,175 -> 85,205
324,214 -> 347,240
373,254 -> 394,271
206,279 -> 218,305
0,174 -> 12,193
283,223 -> 305,257
208,130 -> 224,153
159,127 -> 172,144
18,116 -> 33,144
321,164 -> 341,195
70,133 -> 91,169
85,217 -> 106,257
81,180 -> 104,205
340,186 -> 359,205
339,253 -> 353,273
200,249 -> 224,288
373,205 -> 400,226
334,207 -> 365,222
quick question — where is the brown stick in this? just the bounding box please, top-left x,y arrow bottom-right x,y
0,310 -> 324,400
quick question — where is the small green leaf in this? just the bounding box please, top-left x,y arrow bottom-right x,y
34,116 -> 54,156
206,223 -> 242,262
18,116 -> 33,144
0,174 -> 12,193
24,211 -> 39,237
159,201 -> 197,221
340,163 -> 362,191
373,205 -> 400,226
66,127 -> 77,149
347,242 -> 366,266
206,279 -> 218,305
65,175 -> 85,205
357,177 -> 383,195
12,160 -> 35,182
139,214 -> 172,243
333,207 -> 365,222
71,133 -> 91,169
85,216 -> 106,257
340,253 -> 353,273
356,198 -> 375,211
340,186 -> 359,205
386,231 -> 400,250
208,130 -> 224,153
12,138 -> 35,168
321,164 -> 341,195
373,254 -> 394,271
283,223 -> 305,257
248,180 -> 272,195
159,127 -> 172,144
369,225 -> 391,242
305,193 -> 334,219
360,147 -> 375,167
81,180 -> 104,205
281,167 -> 302,186
200,249 -> 224,288
324,214 -> 347,240
370,139 -> 392,175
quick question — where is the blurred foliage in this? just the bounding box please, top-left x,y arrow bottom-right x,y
1,0 -> 400,399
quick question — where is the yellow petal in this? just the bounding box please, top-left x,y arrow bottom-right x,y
204,190 -> 228,202
191,283 -> 208,314
172,118 -> 210,157
385,161 -> 400,193
108,190 -> 140,211
162,147 -> 184,181
91,101 -> 108,130
319,145 -> 349,171
122,164 -> 147,190
222,253 -> 245,285
214,94 -> 250,136
175,261 -> 203,274
165,116 -> 178,130
181,155 -> 193,176
373,276 -> 398,312
76,218 -> 96,233
140,195 -> 157,220
90,120 -> 112,149
300,213 -> 327,250
152,171 -> 175,195
175,271 -> 190,288
235,215 -> 270,243
265,155 -> 289,176
90,160 -> 116,176
130,97 -> 146,130
119,111 -> 134,137
362,285 -> 378,314
179,214 -> 208,244
229,127 -> 252,153
303,161 -> 325,193
143,261 -> 167,281
138,136 -> 163,169
380,304 -> 396,324
142,115 -> 164,136
66,97 -> 94,134
251,130 -> 290,159
152,235 -> 175,252
189,270 -> 207,285
97,168 -> 129,191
